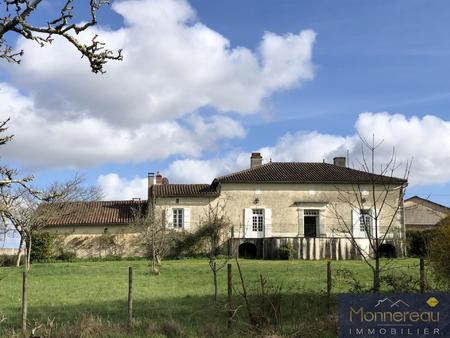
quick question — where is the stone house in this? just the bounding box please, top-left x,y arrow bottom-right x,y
404,196 -> 450,231
45,153 -> 408,259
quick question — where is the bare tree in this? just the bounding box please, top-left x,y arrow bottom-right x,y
0,0 -> 122,73
329,135 -> 410,292
199,199 -> 231,302
132,204 -> 175,275
0,119 -> 33,189
0,174 -> 102,269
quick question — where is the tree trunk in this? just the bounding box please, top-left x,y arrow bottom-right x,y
21,269 -> 27,335
373,236 -> 380,292
213,261 -> 218,302
26,235 -> 31,271
373,255 -> 380,293
151,237 -> 156,273
15,236 -> 24,267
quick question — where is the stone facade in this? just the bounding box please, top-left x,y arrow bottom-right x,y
45,157 -> 407,260
404,196 -> 450,231
154,182 -> 406,259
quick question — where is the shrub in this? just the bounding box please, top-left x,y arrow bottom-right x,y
380,273 -> 420,292
0,254 -> 22,267
406,229 -> 435,257
171,230 -> 209,258
160,319 -> 183,338
278,242 -> 294,260
334,268 -> 366,293
55,250 -> 76,262
430,216 -> 450,286
30,232 -> 57,262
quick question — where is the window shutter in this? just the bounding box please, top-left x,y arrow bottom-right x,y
370,208 -> 376,238
244,208 -> 252,238
165,208 -> 173,228
352,209 -> 361,238
183,208 -> 191,230
297,209 -> 304,236
264,208 -> 272,237
319,210 -> 326,236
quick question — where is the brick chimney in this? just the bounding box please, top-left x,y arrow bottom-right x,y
333,157 -> 346,167
250,152 -> 263,169
155,171 -> 163,185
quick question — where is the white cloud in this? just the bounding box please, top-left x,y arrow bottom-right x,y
0,83 -> 245,168
354,112 -> 450,185
165,157 -> 238,183
154,112 -> 450,187
0,0 -> 315,169
5,0 -> 316,127
97,174 -> 147,200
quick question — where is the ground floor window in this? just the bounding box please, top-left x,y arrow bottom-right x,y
252,209 -> 264,232
304,209 -> 319,237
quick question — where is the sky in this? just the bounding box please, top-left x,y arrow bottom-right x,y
1,0 -> 450,245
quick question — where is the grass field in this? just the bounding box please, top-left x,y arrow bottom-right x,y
0,258 -> 425,337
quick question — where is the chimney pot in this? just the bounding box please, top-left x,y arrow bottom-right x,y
250,152 -> 263,169
333,157 -> 346,167
156,171 -> 163,185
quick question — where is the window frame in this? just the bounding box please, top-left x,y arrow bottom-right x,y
173,208 -> 184,229
359,209 -> 372,235
252,208 -> 264,232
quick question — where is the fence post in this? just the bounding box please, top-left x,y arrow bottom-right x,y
128,266 -> 133,329
227,263 -> 232,328
420,258 -> 425,293
21,270 -> 27,335
327,260 -> 332,314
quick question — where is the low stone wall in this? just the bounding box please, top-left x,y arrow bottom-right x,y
61,233 -> 146,258
229,237 -> 405,260
0,248 -> 23,256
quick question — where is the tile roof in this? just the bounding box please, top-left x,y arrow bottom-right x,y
43,200 -> 146,226
214,162 -> 407,185
405,196 -> 450,213
150,184 -> 219,198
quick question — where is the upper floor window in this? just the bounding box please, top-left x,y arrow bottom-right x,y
252,209 -> 264,232
173,208 -> 184,229
359,209 -> 372,234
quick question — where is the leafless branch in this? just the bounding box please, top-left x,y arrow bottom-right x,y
0,0 -> 122,73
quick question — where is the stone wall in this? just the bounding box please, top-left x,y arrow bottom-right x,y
229,237 -> 406,260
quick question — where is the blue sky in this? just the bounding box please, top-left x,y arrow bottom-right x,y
1,0 -> 450,223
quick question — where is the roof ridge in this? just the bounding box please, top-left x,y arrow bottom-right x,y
155,183 -> 211,186
214,161 -> 407,185
215,161 -> 275,180
53,199 -> 148,205
405,196 -> 450,210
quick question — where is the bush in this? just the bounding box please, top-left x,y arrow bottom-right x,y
0,254 -> 22,267
406,229 -> 435,257
278,242 -> 294,260
30,232 -> 57,262
380,273 -> 420,292
430,216 -> 450,286
55,250 -> 77,262
171,230 -> 209,258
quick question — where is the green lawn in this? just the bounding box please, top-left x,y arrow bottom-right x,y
0,258 -> 425,337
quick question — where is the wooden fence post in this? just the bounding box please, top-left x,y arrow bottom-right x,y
327,261 -> 332,314
21,270 -> 27,335
227,263 -> 232,328
420,258 -> 425,293
128,266 -> 133,329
